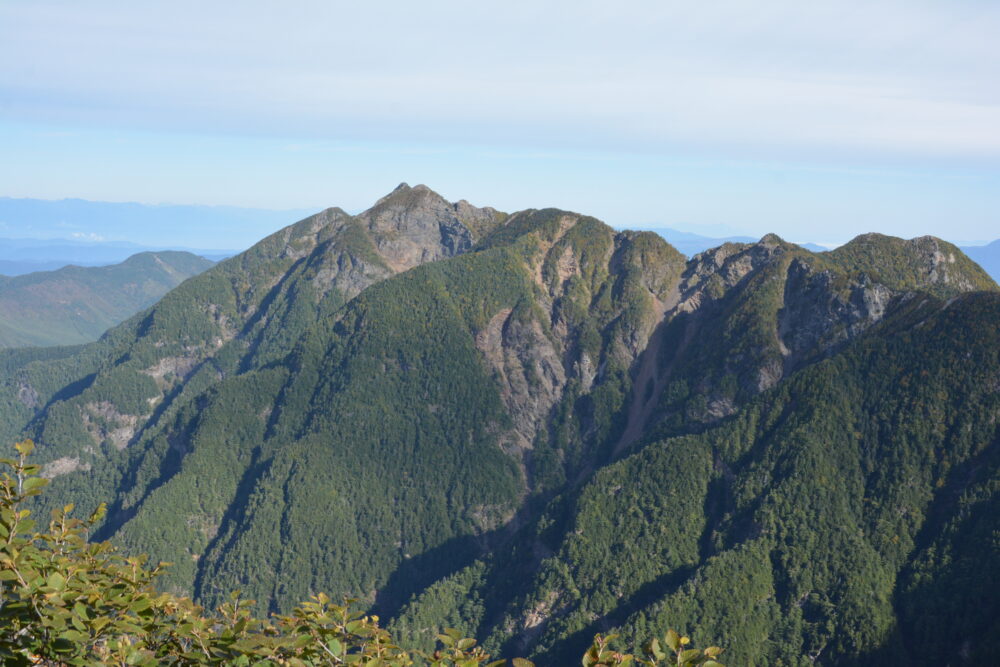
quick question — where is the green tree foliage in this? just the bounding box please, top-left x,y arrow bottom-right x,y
393,291 -> 1000,665
0,440 -> 724,666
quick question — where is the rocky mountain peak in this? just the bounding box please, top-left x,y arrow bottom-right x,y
357,184 -> 499,273
828,232 -> 997,297
682,236 -> 788,295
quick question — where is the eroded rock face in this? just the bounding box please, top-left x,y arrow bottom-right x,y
310,246 -> 387,301
476,308 -> 567,453
81,401 -> 142,450
359,184 -> 491,272
913,236 -> 977,290
454,199 -> 505,238
778,258 -> 894,370
143,353 -> 201,390
616,231 -> 990,441
17,381 -> 39,410
681,239 -> 786,305
41,456 -> 90,478
473,217 -> 688,481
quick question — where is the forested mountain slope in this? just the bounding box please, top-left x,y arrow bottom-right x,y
392,290 -> 1000,665
1,185 -> 997,665
0,251 -> 213,347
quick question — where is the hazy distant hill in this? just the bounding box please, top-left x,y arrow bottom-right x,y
0,196 -> 313,262
0,237 -> 232,276
642,226 -> 827,256
961,239 -> 1000,283
0,251 -> 214,347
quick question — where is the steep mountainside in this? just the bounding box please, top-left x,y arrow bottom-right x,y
0,251 -> 214,347
392,290 -> 1000,665
1,186 -> 997,665
5,193 -> 685,612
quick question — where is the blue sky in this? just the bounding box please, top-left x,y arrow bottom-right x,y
2,1 -> 998,247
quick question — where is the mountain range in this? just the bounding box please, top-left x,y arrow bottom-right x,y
1,184 -> 997,665
5,196 -> 997,285
0,251 -> 214,348
640,227 -> 828,256
0,236 -> 231,276
961,239 -> 1000,284
0,196 -> 312,255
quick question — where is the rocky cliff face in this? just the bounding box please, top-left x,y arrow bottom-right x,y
361,183 -> 505,270
471,212 -> 686,486
613,231 -> 996,452
777,257 -> 893,368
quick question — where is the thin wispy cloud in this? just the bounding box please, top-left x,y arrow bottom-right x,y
3,1 -> 999,161
0,1 -> 997,245
70,232 -> 107,242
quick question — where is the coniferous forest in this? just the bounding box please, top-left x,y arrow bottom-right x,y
1,185 -> 998,665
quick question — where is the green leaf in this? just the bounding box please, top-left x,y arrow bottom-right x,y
646,638 -> 667,661
665,629 -> 680,652
130,597 -> 152,613
21,477 -> 48,493
88,503 -> 107,523
51,637 -> 75,653
678,648 -> 702,664
47,571 -> 66,590
59,629 -> 87,642
345,619 -> 367,635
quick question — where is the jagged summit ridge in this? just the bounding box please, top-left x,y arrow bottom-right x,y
827,231 -> 997,296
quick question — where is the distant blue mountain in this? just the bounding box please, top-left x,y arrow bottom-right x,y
641,227 -> 828,257
3,198 -> 994,285
0,236 -> 234,276
0,197 -> 314,251
0,196 -> 315,275
960,240 -> 1000,284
